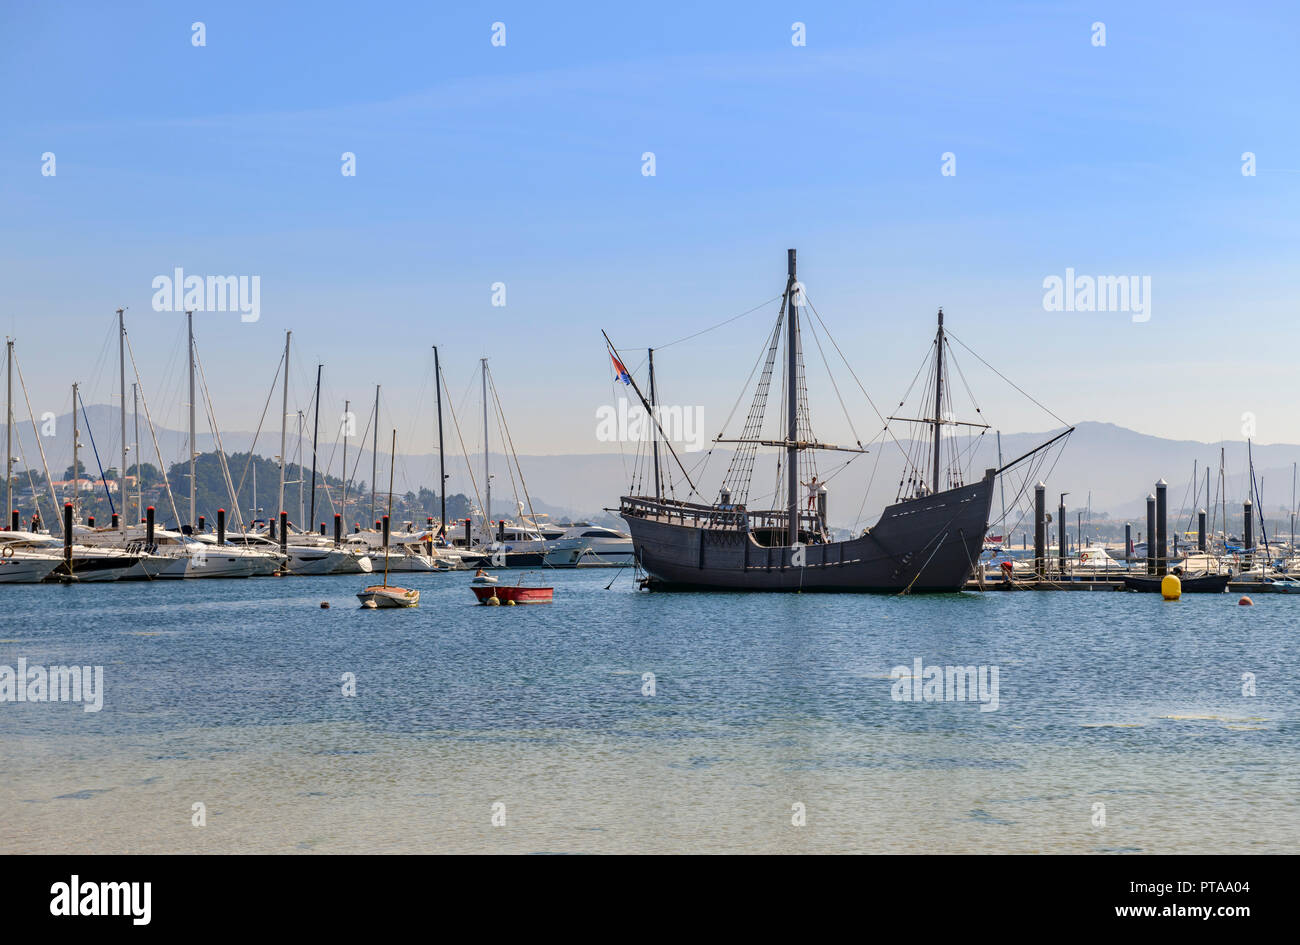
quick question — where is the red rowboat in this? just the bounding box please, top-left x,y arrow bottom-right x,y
473,584 -> 553,604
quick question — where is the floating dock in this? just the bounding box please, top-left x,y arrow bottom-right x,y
965,577 -> 1287,593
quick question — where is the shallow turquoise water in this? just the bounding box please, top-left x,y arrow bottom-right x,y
2,571 -> 1296,852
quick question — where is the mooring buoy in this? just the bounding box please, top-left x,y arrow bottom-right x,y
1161,573 -> 1181,600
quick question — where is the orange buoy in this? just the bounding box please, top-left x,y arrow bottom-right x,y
1238,596 -> 1254,606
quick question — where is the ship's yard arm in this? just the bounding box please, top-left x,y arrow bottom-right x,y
994,427 -> 1075,476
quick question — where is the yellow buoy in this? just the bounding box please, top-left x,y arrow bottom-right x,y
506,599 -> 516,606
486,596 -> 501,606
1161,573 -> 1181,600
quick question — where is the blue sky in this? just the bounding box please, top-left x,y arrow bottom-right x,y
2,0 -> 1298,468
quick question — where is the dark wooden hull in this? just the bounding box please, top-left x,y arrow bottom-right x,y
621,470 -> 996,593
1122,574 -> 1230,593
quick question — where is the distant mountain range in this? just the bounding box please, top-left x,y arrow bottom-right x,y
7,408 -> 1300,529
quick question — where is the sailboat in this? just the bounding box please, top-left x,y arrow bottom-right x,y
613,249 -> 1067,593
357,429 -> 420,608
445,358 -> 585,568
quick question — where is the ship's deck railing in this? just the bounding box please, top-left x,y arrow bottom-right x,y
620,495 -> 821,534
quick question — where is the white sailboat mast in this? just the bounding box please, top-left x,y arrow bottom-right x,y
370,384 -> 379,526
5,338 -> 12,520
278,329 -> 291,523
188,309 -> 196,528
482,358 -> 490,537
118,308 -> 127,535
71,381 -> 79,513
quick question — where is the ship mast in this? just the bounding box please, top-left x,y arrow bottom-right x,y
932,308 -> 944,494
786,248 -> 799,546
133,383 -> 141,524
5,338 -> 12,522
117,308 -> 127,536
278,330 -> 291,526
433,346 -> 446,533
308,364 -> 321,529
482,358 -> 490,537
71,381 -> 79,515
648,347 -> 662,501
187,309 -> 196,529
370,384 -> 379,527
342,398 -> 350,528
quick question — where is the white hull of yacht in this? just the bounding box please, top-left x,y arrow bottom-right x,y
0,553 -> 63,583
576,545 -> 636,565
329,552 -> 374,574
284,546 -> 349,575
58,555 -> 146,582
159,550 -> 260,578
117,555 -> 174,581
384,553 -> 440,572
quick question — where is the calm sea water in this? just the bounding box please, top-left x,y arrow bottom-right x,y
2,570 -> 1296,853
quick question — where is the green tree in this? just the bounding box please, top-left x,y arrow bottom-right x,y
126,463 -> 161,487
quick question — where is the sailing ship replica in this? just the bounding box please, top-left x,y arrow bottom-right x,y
613,249 -> 1062,593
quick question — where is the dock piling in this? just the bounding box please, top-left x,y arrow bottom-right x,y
1034,483 -> 1046,577
1058,495 -> 1068,576
1156,480 -> 1168,576
1145,494 -> 1156,575
63,502 -> 73,566
1244,499 -> 1254,568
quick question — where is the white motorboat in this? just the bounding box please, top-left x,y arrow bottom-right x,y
0,546 -> 63,583
286,544 -> 353,575
1069,543 -> 1128,572
81,522 -> 268,578
561,523 -> 635,565
447,520 -> 585,568
329,546 -> 374,574
0,529 -> 148,582
384,540 -> 442,572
